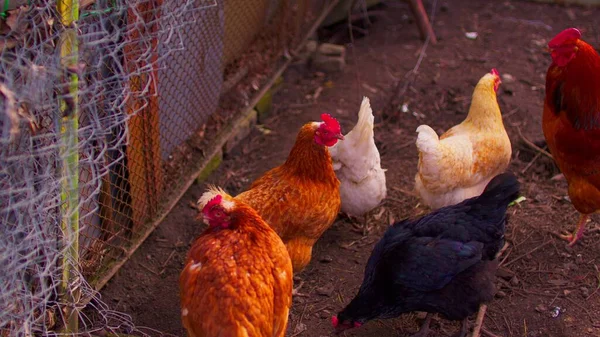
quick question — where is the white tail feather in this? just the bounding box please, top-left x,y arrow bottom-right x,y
415,125 -> 439,154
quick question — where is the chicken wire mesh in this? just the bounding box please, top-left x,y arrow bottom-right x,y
0,0 -> 332,335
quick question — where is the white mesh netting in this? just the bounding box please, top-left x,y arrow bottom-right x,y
0,1 -> 216,336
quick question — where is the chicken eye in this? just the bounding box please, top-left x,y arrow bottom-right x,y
212,208 -> 223,218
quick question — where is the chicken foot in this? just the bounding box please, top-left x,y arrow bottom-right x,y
559,214 -> 590,246
347,212 -> 374,236
292,280 -> 308,297
346,213 -> 374,236
410,313 -> 432,337
450,318 -> 468,337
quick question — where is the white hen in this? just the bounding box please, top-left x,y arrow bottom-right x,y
329,96 -> 387,234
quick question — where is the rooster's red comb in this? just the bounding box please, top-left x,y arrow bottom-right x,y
490,68 -> 499,77
320,113 -> 341,134
202,194 -> 222,214
549,28 -> 581,48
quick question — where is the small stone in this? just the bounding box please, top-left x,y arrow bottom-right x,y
319,256 -> 333,263
580,287 -> 590,298
313,54 -> 346,72
305,40 -> 318,54
316,283 -> 335,297
535,304 -> 548,313
510,276 -> 519,286
294,322 -> 307,334
563,289 -> 572,296
317,43 -> 346,57
465,32 -> 478,40
495,291 -> 507,299
501,73 -> 515,83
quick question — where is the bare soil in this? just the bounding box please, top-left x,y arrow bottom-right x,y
101,1 -> 600,336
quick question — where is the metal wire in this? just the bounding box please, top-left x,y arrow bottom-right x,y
0,0 -> 328,335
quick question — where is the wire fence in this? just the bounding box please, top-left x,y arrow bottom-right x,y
0,0 -> 334,335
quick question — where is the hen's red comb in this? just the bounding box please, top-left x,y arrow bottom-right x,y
549,28 -> 581,48
202,194 -> 222,214
320,113 -> 341,134
490,68 -> 499,77
331,316 -> 339,327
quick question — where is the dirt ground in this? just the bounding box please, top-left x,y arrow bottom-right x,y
101,0 -> 600,336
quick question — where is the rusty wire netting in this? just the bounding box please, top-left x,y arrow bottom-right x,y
0,0 -> 334,336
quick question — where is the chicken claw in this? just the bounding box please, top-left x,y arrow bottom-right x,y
410,313 -> 432,337
362,212 -> 373,236
348,213 -> 373,236
292,280 -> 308,297
559,214 -> 590,246
559,232 -> 579,246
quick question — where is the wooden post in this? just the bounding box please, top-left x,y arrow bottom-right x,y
408,0 -> 437,44
124,0 -> 164,232
57,0 -> 80,333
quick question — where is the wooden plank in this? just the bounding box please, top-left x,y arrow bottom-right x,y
124,0 -> 163,232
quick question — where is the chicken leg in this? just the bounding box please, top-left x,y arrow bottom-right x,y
450,318 -> 468,337
292,279 -> 308,297
559,213 -> 589,246
348,213 -> 372,236
410,313 -> 432,337
362,209 -> 374,236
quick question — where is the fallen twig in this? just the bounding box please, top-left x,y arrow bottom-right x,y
517,126 -> 553,161
585,264 -> 600,300
503,240 -> 552,267
385,0 -> 438,116
159,250 -> 177,274
138,262 -> 159,276
500,16 -> 552,31
397,139 -> 416,150
521,151 -> 542,174
565,297 -> 594,322
499,248 -> 512,266
391,186 -> 418,197
481,326 -> 502,337
502,107 -> 520,119
290,303 -> 309,337
502,315 -> 512,337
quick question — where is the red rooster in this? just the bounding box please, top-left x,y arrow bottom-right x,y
543,27 -> 600,246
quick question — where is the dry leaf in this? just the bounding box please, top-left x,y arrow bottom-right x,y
0,83 -> 19,140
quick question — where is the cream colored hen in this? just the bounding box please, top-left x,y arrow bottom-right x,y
329,96 -> 387,234
415,69 -> 512,209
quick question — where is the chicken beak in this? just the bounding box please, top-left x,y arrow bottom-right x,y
335,133 -> 345,140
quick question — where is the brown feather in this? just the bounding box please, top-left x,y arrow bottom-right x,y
236,122 -> 341,273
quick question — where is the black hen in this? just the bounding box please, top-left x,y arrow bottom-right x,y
333,172 -> 520,337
